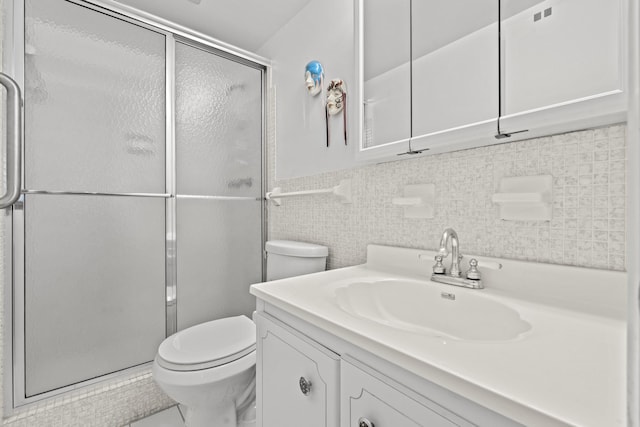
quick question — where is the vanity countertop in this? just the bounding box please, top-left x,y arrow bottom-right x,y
250,245 -> 627,427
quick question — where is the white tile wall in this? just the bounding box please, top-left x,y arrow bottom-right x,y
268,125 -> 627,271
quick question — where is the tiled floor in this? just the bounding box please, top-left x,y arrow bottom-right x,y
129,405 -> 185,427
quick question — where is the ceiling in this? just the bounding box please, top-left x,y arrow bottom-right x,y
109,0 -> 314,53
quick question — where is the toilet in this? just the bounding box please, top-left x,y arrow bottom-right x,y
152,240 -> 329,427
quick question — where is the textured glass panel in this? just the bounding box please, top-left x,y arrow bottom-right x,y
177,198 -> 262,331
24,194 -> 165,396
176,43 -> 262,197
24,0 -> 165,193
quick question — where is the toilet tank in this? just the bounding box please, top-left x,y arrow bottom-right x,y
266,240 -> 328,281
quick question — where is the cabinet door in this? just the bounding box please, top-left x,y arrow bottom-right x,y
358,0 -> 412,161
342,359 -> 474,427
411,0 -> 499,154
499,0 -> 625,136
256,313 -> 340,427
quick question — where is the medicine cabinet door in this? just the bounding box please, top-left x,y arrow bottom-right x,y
358,0 -> 412,161
499,0 -> 626,136
410,0 -> 499,154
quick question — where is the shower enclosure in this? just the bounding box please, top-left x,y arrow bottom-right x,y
3,0 -> 265,407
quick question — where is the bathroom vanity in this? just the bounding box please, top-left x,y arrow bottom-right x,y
250,245 -> 626,427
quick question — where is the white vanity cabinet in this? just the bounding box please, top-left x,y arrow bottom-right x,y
255,313 -> 340,427
255,310 -> 520,427
252,245 -> 626,426
341,357 -> 475,427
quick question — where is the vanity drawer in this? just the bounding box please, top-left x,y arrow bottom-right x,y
255,312 -> 340,427
341,357 -> 475,427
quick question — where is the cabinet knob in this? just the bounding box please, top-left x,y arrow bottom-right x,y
299,377 -> 312,396
358,417 -> 375,427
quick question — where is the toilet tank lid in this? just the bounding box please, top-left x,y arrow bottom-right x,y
266,240 -> 328,257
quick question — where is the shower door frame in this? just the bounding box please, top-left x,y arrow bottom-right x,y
2,0 -> 269,412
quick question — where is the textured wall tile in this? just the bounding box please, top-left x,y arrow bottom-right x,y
269,125 -> 627,271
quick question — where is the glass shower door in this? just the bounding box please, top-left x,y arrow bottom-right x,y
175,41 -> 264,331
20,0 -> 167,398
14,0 -> 265,405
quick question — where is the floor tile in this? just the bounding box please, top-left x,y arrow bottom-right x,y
131,406 -> 184,427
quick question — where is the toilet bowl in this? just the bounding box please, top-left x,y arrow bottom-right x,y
152,240 -> 328,427
153,316 -> 257,427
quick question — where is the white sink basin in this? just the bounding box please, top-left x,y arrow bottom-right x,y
335,278 -> 531,341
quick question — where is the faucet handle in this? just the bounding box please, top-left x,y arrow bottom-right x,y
465,258 -> 481,280
433,255 -> 446,274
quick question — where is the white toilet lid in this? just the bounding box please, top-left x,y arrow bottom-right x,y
157,315 -> 256,371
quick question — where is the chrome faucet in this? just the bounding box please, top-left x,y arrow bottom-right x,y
431,228 -> 484,289
438,228 -> 461,277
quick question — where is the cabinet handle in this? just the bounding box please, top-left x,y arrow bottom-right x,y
358,417 -> 375,427
299,377 -> 312,396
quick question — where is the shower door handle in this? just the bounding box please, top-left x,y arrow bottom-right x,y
0,73 -> 22,209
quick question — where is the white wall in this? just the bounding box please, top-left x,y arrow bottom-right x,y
258,0 -> 358,180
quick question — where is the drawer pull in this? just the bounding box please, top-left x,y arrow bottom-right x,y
358,417 -> 375,427
299,377 -> 312,396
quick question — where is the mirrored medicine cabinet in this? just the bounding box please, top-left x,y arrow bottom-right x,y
356,0 -> 627,163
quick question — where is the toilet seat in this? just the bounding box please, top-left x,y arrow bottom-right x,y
156,315 -> 256,371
